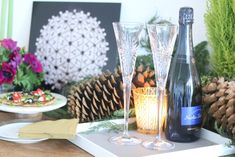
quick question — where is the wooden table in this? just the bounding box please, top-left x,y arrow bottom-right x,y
0,112 -> 92,157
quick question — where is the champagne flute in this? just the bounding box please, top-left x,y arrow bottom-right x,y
109,22 -> 143,145
142,24 -> 178,150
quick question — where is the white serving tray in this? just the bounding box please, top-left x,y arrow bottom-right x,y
69,119 -> 235,157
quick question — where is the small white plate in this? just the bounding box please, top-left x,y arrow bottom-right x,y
0,93 -> 67,114
0,122 -> 48,144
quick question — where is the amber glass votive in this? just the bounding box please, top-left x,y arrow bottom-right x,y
133,87 -> 158,134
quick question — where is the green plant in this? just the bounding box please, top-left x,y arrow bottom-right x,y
194,41 -> 210,76
136,41 -> 209,76
204,0 -> 235,79
139,14 -> 210,76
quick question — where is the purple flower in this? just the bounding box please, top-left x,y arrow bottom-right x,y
0,39 -> 18,51
24,53 -> 43,73
9,51 -> 21,69
0,62 -> 16,84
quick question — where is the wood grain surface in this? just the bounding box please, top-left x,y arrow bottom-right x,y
0,112 -> 92,157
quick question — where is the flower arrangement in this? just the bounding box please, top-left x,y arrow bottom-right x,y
0,38 -> 44,91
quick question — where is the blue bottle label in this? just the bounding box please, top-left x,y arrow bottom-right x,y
181,106 -> 202,126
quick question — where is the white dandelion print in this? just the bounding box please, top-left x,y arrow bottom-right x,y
35,10 -> 109,89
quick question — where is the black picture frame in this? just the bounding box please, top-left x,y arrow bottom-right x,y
28,2 -> 121,88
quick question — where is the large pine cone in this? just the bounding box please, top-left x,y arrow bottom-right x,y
67,64 -> 155,123
203,77 -> 235,139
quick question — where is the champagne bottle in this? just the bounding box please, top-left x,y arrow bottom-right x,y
165,7 -> 202,142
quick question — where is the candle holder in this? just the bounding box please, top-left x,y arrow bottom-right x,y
133,87 -> 157,134
133,87 -> 167,134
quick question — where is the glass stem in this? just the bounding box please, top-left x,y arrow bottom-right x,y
156,87 -> 164,141
123,82 -> 131,138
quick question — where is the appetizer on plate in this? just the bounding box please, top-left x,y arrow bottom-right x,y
0,89 -> 55,107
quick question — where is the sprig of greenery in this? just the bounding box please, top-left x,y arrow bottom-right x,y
135,54 -> 154,70
82,108 -> 136,133
214,122 -> 235,146
44,107 -> 136,121
194,41 -> 210,76
200,75 -> 213,86
84,121 -> 122,133
140,14 -> 173,53
112,108 -> 135,118
83,121 -> 137,134
44,107 -> 71,119
140,14 -> 159,53
44,107 -> 137,134
204,0 -> 235,79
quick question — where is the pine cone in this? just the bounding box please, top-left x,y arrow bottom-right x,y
203,77 -> 235,139
132,64 -> 155,87
67,64 -> 155,123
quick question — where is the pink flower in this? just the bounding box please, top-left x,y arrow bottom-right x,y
0,62 -> 16,84
0,39 -> 18,51
24,53 -> 43,73
9,51 -> 21,69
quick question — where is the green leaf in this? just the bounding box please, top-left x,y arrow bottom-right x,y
20,47 -> 26,55
13,63 -> 44,91
0,47 -> 10,63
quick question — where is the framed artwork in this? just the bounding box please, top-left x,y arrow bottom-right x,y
29,2 -> 121,89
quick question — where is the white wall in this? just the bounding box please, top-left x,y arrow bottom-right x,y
11,0 -> 207,49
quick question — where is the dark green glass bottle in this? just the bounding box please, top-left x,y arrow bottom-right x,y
165,7 -> 202,142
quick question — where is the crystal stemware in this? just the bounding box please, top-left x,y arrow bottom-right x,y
109,22 -> 143,145
143,24 -> 178,150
